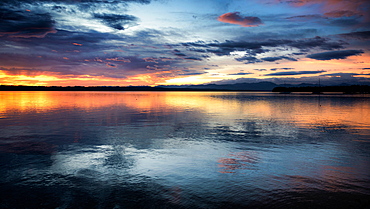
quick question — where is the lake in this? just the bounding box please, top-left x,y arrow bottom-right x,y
0,91 -> 369,208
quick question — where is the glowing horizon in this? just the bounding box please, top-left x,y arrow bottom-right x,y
0,0 -> 369,86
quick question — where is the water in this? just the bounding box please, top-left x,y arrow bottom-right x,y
0,91 -> 369,208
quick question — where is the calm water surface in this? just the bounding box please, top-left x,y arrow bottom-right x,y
0,91 -> 369,208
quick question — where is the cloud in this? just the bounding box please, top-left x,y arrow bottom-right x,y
235,56 -> 262,64
323,73 -> 359,77
0,8 -> 57,38
288,36 -> 346,50
286,12 -> 363,28
0,0 -> 151,36
93,13 -> 138,30
184,57 -> 203,61
178,71 -> 207,76
276,0 -> 370,28
182,36 -> 347,57
0,0 -> 151,5
209,75 -> 370,86
261,56 -> 297,62
1,0 -> 369,86
339,31 -> 370,40
265,71 -> 326,76
270,68 -> 294,71
324,10 -> 360,18
235,55 -> 298,64
228,72 -> 253,75
217,12 -> 263,27
307,50 -> 364,60
286,14 -> 322,21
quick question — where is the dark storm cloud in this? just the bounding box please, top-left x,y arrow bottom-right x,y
235,56 -> 262,64
0,29 -> 122,57
93,13 -> 138,30
261,56 -> 297,62
0,53 -> 81,68
339,31 -> 370,40
102,56 -> 174,72
228,72 -> 253,75
235,55 -> 297,65
270,68 -> 294,71
184,57 -> 203,61
182,39 -> 290,56
307,50 -> 364,60
288,36 -> 346,51
324,10 -> 360,18
0,0 -> 151,5
2,25 -> 177,58
286,14 -> 322,20
0,0 -> 150,35
178,72 -> 207,76
323,73 -> 359,77
237,29 -> 319,42
265,71 -> 326,76
182,36 -> 347,57
0,8 -> 56,38
0,15 -> 204,80
174,51 -> 187,57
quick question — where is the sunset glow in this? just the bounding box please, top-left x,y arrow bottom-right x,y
0,0 -> 369,86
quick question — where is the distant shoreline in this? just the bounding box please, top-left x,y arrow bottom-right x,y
0,85 -> 265,92
272,85 -> 370,94
1,85 -> 369,93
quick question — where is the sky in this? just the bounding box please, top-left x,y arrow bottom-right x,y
0,0 -> 370,86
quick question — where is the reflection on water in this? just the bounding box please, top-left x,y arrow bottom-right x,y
218,151 -> 259,173
0,91 -> 370,208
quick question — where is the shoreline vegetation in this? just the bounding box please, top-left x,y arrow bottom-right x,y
0,85 -> 257,92
0,84 -> 369,94
272,85 -> 370,94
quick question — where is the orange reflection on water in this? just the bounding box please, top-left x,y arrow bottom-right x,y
0,91 -> 168,114
0,92 -> 369,138
218,151 -> 259,173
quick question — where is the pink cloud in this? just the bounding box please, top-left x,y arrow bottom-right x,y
324,10 -> 360,18
277,0 -> 369,21
217,12 -> 263,27
106,57 -> 131,63
1,28 -> 57,38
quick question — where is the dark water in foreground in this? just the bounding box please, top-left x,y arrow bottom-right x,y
0,91 -> 369,209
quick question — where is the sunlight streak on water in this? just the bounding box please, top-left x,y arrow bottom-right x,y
0,91 -> 369,208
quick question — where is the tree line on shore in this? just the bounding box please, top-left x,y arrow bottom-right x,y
272,85 -> 370,94
0,84 -> 369,93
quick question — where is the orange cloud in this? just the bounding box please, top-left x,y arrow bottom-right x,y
0,28 -> 57,38
324,10 -> 360,18
105,57 -> 131,63
278,0 -> 369,21
217,12 -> 263,27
